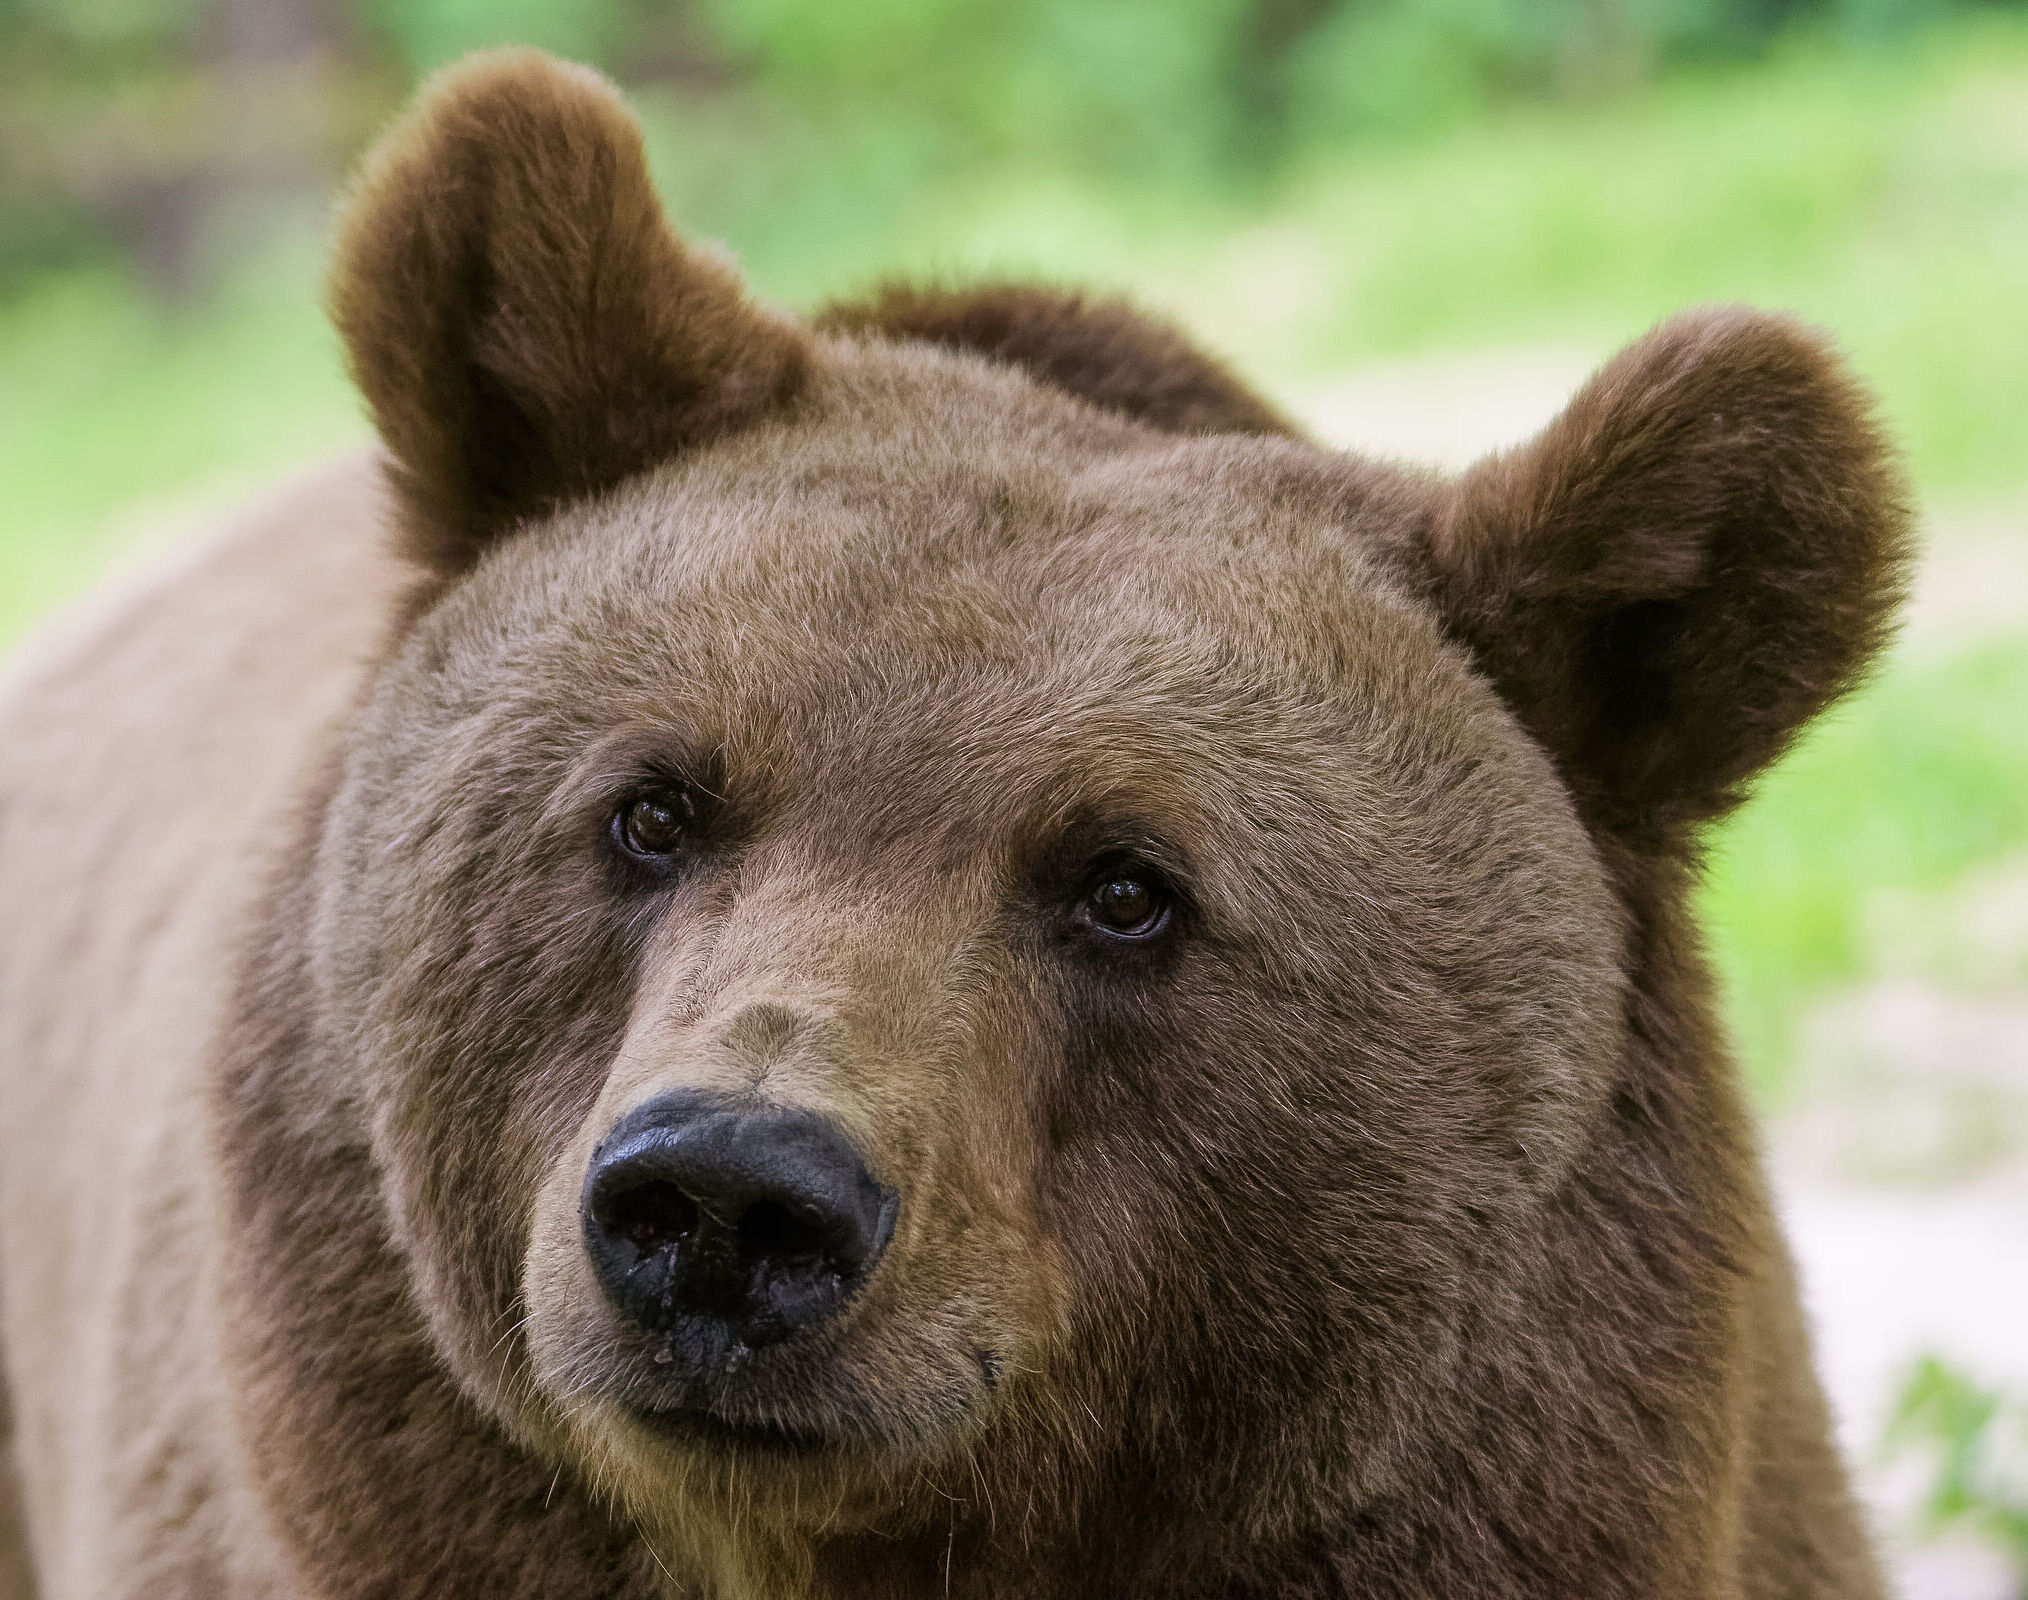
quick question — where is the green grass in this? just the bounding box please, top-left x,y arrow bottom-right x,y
1703,644 -> 2028,1098
1886,1356 -> 2028,1565
0,239 -> 361,641
4,19 -> 2026,1099
1157,20 -> 2028,494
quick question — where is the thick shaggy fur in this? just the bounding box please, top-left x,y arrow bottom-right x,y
814,283 -> 1298,439
0,49 -> 1910,1600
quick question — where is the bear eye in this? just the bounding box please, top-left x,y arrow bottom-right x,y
1082,866 -> 1172,940
613,788 -> 694,860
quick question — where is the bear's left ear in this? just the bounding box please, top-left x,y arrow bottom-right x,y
327,49 -> 809,576
1415,308 -> 1913,845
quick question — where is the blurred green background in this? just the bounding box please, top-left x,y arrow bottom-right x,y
2,0 -> 2025,1583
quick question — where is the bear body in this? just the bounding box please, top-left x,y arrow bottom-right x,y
0,52 -> 1907,1600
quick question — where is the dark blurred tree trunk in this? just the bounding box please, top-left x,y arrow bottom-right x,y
1556,0 -> 1654,98
1234,0 -> 1339,165
618,0 -> 737,91
105,0 -> 377,299
210,0 -> 327,63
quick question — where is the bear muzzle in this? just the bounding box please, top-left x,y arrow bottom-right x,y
581,1091 -> 898,1366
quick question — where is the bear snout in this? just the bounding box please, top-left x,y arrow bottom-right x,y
581,1091 -> 898,1360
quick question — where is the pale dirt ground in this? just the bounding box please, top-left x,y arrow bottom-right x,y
1298,350 -> 2028,1599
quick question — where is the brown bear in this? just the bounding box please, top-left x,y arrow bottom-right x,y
0,48 -> 1911,1600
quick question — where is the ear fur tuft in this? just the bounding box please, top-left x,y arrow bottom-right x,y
1423,307 -> 1914,844
327,49 -> 809,575
816,281 -> 1297,438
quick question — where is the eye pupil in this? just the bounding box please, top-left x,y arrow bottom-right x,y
619,791 -> 690,858
1089,873 -> 1163,936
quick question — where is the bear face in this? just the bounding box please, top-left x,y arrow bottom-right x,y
314,345 -> 1629,1549
224,46 -> 1909,1596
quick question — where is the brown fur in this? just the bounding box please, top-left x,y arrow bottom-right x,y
0,1321 -> 32,1600
0,49 -> 1911,1600
816,282 -> 1299,439
1420,310 -> 1909,846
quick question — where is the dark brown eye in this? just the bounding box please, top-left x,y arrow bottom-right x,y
615,789 -> 693,859
1084,870 -> 1169,939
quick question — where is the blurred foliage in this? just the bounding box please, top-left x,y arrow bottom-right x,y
0,237 -> 355,639
1887,1357 -> 2028,1580
1705,644 -> 2028,1096
0,0 -> 395,293
5,0 -> 2028,298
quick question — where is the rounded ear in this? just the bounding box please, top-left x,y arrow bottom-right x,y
816,282 -> 1299,438
1417,308 -> 1914,845
326,49 -> 810,576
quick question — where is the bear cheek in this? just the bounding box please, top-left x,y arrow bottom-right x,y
1022,771 -> 1624,1510
859,1078 -> 1069,1417
317,796 -> 641,1432
521,1154 -> 614,1407
364,1020 -> 618,1439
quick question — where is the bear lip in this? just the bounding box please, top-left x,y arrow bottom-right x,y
627,1397 -> 846,1457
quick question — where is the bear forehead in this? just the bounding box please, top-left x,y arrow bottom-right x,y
366,343 -> 1552,868
426,339 -> 1448,730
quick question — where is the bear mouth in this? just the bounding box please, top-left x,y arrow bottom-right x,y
629,1399 -> 846,1457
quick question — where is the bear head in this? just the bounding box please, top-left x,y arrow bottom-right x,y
290,48 -> 1909,1592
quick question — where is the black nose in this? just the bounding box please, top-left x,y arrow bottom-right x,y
582,1093 -> 896,1353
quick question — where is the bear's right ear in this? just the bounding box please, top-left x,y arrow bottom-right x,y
327,50 -> 809,576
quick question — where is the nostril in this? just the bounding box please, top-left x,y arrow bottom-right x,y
736,1199 -> 834,1272
600,1180 -> 699,1258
